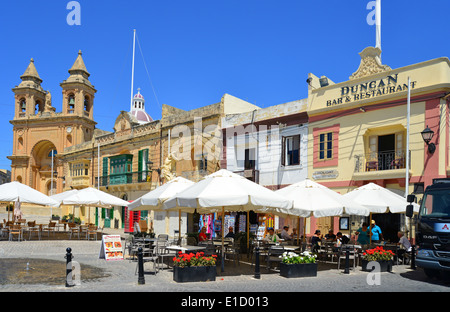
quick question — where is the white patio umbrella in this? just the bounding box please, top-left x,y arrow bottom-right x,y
129,177 -> 194,211
60,187 -> 130,223
275,179 -> 369,244
342,183 -> 419,214
128,177 -> 195,240
343,183 -> 420,243
163,169 -> 293,271
0,181 -> 60,221
51,189 -> 80,222
276,179 -> 369,218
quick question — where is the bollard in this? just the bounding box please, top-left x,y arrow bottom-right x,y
410,244 -> 416,270
254,246 -> 260,279
343,248 -> 350,274
137,247 -> 145,285
65,247 -> 75,287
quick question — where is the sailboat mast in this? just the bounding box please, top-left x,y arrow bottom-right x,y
130,29 -> 136,110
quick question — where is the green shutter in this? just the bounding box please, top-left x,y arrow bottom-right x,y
138,150 -> 143,172
102,157 -> 108,186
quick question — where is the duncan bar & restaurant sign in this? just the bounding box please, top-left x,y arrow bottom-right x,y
326,74 -> 418,107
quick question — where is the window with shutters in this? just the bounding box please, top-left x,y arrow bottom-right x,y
281,135 -> 300,166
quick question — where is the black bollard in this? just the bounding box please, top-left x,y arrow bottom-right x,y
410,244 -> 416,270
137,247 -> 145,285
254,246 -> 260,279
65,247 -> 75,287
343,248 -> 350,274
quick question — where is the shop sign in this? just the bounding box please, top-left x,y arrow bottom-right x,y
326,74 -> 418,107
312,169 -> 339,180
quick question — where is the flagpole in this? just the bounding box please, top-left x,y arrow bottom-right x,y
130,29 -> 136,110
376,0 -> 381,53
406,76 -> 411,198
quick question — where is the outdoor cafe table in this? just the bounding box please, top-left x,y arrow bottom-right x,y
165,245 -> 207,253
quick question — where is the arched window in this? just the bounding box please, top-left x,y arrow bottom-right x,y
84,96 -> 90,113
19,98 -> 26,112
35,101 -> 41,115
68,94 -> 75,113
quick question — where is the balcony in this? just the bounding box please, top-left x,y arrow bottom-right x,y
353,150 -> 411,180
71,176 -> 90,189
95,171 -> 153,188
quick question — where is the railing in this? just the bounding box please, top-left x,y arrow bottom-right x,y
233,169 -> 260,183
354,150 -> 410,173
95,170 -> 153,188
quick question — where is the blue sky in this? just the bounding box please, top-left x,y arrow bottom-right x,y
0,0 -> 449,169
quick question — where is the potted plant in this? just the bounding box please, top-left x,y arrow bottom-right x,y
172,251 -> 217,283
52,214 -> 60,221
279,251 -> 318,278
361,246 -> 394,272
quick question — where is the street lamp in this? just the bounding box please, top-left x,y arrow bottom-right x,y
421,126 -> 436,154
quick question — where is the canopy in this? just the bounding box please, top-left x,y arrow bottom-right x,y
275,179 -> 369,218
60,187 -> 129,208
342,183 -> 420,214
128,177 -> 194,211
50,189 -> 79,205
163,169 -> 293,272
0,181 -> 59,207
163,169 -> 292,213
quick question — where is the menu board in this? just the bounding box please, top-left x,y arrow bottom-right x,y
99,235 -> 124,261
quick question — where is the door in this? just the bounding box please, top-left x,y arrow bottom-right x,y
316,217 -> 334,237
378,134 -> 395,170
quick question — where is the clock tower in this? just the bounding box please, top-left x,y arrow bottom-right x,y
8,51 -> 97,195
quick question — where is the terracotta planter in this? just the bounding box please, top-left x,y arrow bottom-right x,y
361,259 -> 392,272
173,266 -> 216,283
280,263 -> 318,278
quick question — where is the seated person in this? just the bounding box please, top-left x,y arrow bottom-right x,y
311,230 -> 322,252
280,225 -> 292,241
198,226 -> 208,242
336,232 -> 350,245
397,231 -> 412,263
325,229 -> 336,241
263,227 -> 280,243
225,226 -> 235,239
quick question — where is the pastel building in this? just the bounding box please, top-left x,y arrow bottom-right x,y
306,47 -> 450,241
222,98 -> 308,230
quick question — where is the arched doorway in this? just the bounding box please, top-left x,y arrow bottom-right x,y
30,140 -> 58,194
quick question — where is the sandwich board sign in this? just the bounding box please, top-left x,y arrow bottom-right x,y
99,235 -> 124,261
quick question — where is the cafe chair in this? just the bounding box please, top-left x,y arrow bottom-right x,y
42,222 -> 57,238
224,237 -> 241,266
68,223 -> 80,240
136,240 -> 160,275
337,245 -> 359,271
155,240 -> 175,270
27,221 -> 41,240
9,225 -> 22,242
266,245 -> 284,271
86,224 -> 98,240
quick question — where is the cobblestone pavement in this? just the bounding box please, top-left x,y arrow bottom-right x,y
0,238 -> 449,294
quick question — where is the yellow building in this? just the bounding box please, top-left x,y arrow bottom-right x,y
306,47 -> 450,241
